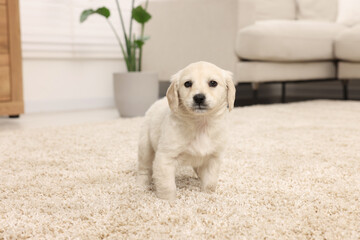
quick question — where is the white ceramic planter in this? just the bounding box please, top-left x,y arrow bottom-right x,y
113,72 -> 158,117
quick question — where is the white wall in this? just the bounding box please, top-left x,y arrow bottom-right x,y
23,59 -> 126,113
20,0 -> 134,113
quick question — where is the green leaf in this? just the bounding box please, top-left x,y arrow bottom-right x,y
141,36 -> 150,41
132,6 -> 151,24
134,40 -> 144,48
80,9 -> 95,23
80,7 -> 110,23
95,7 -> 110,18
134,36 -> 150,48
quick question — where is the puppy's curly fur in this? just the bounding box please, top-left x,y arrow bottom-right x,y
137,61 -> 236,200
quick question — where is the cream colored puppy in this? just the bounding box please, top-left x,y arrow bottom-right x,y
137,61 -> 236,200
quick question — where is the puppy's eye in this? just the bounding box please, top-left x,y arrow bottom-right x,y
184,81 -> 192,88
209,80 -> 218,87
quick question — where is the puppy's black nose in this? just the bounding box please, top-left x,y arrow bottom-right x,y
193,94 -> 206,104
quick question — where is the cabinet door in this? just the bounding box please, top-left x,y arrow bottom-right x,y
0,5 -> 8,53
0,54 -> 10,101
0,5 -> 10,101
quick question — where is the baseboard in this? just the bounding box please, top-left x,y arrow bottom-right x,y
25,98 -> 115,113
26,81 -> 360,113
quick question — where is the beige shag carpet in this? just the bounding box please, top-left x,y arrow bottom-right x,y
1,100 -> 360,239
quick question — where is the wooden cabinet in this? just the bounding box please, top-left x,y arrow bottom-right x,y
0,0 -> 24,117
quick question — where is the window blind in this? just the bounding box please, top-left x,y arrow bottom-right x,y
20,0 -> 139,59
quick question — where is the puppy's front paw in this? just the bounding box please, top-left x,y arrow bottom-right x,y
156,190 -> 176,201
201,184 -> 217,193
136,175 -> 151,189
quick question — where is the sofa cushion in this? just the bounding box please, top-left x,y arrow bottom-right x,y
236,20 -> 346,62
296,0 -> 338,22
236,61 -> 336,83
255,0 -> 296,21
337,0 -> 360,26
335,25 -> 360,61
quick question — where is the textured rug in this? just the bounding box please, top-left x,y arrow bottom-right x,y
0,100 -> 360,239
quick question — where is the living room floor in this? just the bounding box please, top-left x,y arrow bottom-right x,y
1,100 -> 359,239
0,108 -> 119,131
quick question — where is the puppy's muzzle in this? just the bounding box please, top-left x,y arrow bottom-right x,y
192,93 -> 208,111
193,94 -> 206,105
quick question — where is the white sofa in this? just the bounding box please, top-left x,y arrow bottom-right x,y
336,25 -> 360,99
143,0 -> 360,101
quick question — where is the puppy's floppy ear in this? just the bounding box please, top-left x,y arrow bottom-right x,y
224,70 -> 236,111
166,71 -> 181,112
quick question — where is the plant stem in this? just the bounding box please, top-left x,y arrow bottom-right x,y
138,0 -> 149,71
138,48 -> 142,71
128,0 -> 136,71
132,34 -> 137,71
129,0 -> 135,48
115,0 -> 131,71
106,19 -> 130,70
138,24 -> 145,71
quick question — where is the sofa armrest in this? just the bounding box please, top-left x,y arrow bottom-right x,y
143,0 -> 239,81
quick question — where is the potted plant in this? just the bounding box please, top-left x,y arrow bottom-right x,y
80,0 -> 158,117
